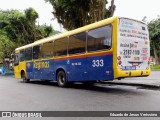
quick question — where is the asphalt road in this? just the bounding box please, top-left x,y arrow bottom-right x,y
0,73 -> 160,120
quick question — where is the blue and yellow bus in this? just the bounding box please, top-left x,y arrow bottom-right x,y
14,17 -> 150,87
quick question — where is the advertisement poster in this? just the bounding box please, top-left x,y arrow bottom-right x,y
117,18 -> 150,70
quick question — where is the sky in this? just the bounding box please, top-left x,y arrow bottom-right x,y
0,0 -> 159,32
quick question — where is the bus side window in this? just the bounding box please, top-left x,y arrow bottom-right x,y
68,32 -> 86,55
14,53 -> 19,66
41,42 -> 54,58
25,47 -> 32,60
33,45 -> 41,59
54,37 -> 68,56
20,50 -> 25,61
87,24 -> 112,52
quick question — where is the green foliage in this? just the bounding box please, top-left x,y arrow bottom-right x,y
0,8 -> 54,61
45,0 -> 116,30
0,10 -> 25,42
148,18 -> 160,64
25,8 -> 39,22
0,34 -> 16,60
149,19 -> 160,39
38,24 -> 53,37
150,65 -> 160,70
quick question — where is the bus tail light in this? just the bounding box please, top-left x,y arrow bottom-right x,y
125,72 -> 128,74
117,56 -> 121,60
118,61 -> 122,65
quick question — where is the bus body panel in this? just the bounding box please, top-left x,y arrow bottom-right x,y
26,51 -> 114,82
86,52 -> 113,81
26,60 -> 55,80
114,17 -> 150,79
66,51 -> 114,81
14,65 -> 21,78
14,61 -> 26,79
26,62 -> 34,79
66,57 -> 88,81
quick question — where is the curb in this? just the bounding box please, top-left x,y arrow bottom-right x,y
100,81 -> 160,89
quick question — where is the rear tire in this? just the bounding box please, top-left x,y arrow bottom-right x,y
22,72 -> 30,83
57,71 -> 67,87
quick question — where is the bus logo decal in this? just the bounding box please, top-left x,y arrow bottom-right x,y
27,63 -> 30,68
33,61 -> 50,70
67,60 -> 70,64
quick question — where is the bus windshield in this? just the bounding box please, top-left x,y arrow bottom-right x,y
117,18 -> 150,70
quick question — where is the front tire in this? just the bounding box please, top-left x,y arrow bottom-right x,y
22,72 -> 30,83
57,71 -> 67,87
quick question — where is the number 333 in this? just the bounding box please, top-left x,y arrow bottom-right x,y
92,59 -> 104,67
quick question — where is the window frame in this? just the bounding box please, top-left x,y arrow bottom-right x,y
33,45 -> 41,60
25,47 -> 33,61
68,32 -> 87,55
14,53 -> 19,66
54,37 -> 69,57
86,24 -> 113,53
41,41 -> 54,59
19,49 -> 25,62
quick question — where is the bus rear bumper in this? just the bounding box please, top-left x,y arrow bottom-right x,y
114,68 -> 151,79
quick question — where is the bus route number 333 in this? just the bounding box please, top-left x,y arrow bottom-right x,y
92,59 -> 104,67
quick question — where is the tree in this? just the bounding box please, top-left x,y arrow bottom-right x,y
0,10 -> 26,43
25,8 -> 39,43
0,9 -> 53,61
0,34 -> 15,60
45,0 -> 116,30
148,18 -> 160,64
0,9 -> 53,45
37,24 -> 53,38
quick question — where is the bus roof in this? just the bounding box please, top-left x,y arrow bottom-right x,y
15,16 -> 146,51
15,16 -> 117,51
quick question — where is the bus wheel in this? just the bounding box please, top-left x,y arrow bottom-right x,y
57,71 -> 67,87
22,72 -> 30,83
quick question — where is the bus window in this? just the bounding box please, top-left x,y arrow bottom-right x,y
87,25 -> 112,52
54,37 -> 68,56
25,47 -> 32,60
69,32 -> 86,55
33,45 -> 41,59
20,50 -> 25,61
41,42 -> 54,58
14,53 -> 19,66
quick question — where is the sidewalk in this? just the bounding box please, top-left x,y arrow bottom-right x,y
104,71 -> 160,88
